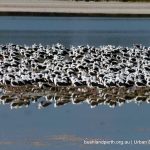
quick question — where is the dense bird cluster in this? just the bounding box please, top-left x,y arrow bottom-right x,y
0,43 -> 150,88
0,87 -> 150,109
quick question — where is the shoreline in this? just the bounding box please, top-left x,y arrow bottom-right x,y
0,1 -> 150,17
1,12 -> 150,17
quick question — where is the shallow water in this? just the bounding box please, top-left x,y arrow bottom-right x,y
0,17 -> 150,46
1,102 -> 150,150
0,17 -> 150,150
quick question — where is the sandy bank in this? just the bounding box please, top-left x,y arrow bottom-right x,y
0,0 -> 150,16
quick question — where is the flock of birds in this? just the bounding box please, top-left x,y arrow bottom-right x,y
0,43 -> 150,88
0,87 -> 150,109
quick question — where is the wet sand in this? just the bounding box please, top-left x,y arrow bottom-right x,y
0,0 -> 150,16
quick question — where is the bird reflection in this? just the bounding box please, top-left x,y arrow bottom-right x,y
0,86 -> 150,109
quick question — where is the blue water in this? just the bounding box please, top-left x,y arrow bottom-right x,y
0,17 -> 150,46
0,17 -> 150,150
0,103 -> 150,150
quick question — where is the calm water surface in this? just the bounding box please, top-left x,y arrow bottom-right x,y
0,17 -> 150,150
0,17 -> 150,46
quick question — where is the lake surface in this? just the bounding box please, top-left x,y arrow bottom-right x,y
0,17 -> 150,46
0,17 -> 150,150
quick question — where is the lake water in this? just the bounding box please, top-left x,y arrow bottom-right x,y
0,17 -> 150,46
0,17 -> 150,150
